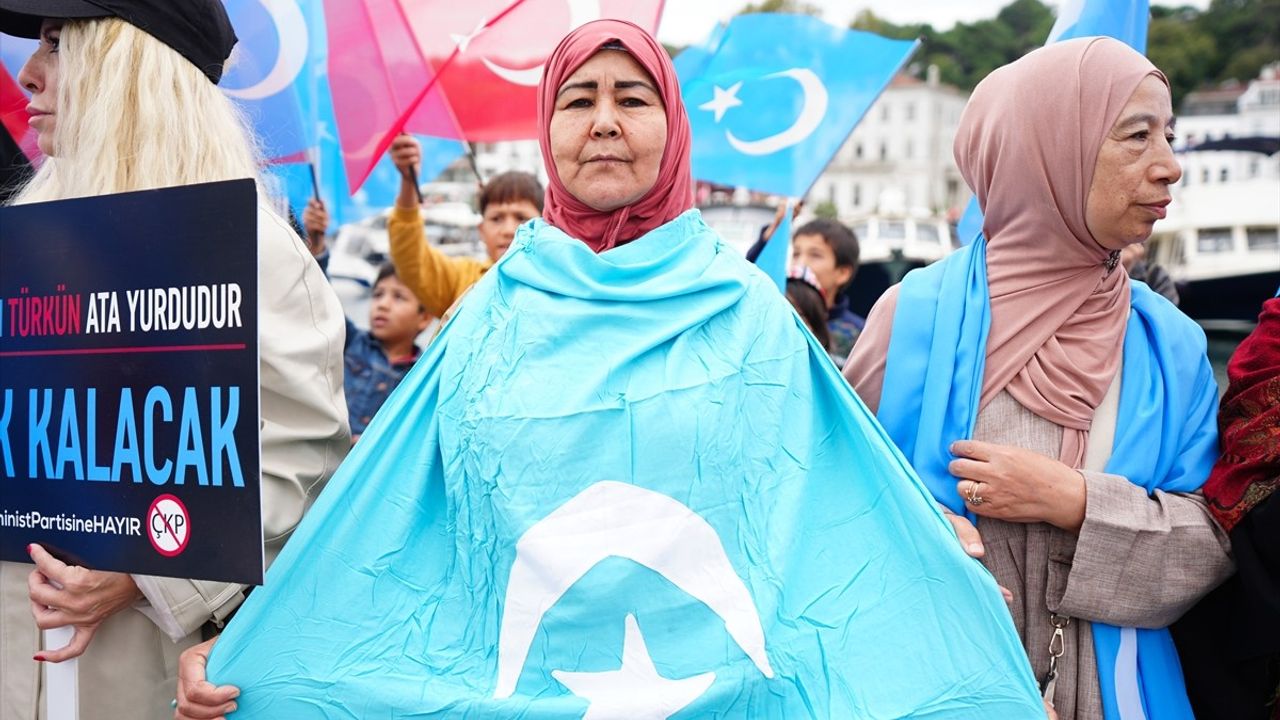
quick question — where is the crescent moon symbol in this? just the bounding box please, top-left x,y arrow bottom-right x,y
224,0 -> 309,101
725,69 -> 829,156
481,0 -> 600,87
493,481 -> 773,699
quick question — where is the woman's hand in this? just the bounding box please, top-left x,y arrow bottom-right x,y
176,636 -> 240,719
27,544 -> 143,661
940,510 -> 1013,604
949,440 -> 1087,532
389,133 -> 421,209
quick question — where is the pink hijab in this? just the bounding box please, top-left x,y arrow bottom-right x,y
849,38 -> 1169,468
537,20 -> 694,252
955,37 -> 1167,467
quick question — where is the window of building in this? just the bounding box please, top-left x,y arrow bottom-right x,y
828,183 -> 837,204
1250,159 -> 1260,177
855,143 -> 864,159
882,220 -> 906,240
1246,226 -> 1279,251
1201,167 -> 1210,183
916,222 -> 940,244
1197,227 -> 1234,254
1220,168 -> 1230,182
881,104 -> 890,122
853,184 -> 862,207
905,103 -> 915,121
879,142 -> 888,161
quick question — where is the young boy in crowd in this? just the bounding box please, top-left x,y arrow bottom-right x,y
341,263 -> 431,441
749,207 -> 864,363
300,202 -> 432,442
387,134 -> 544,316
789,218 -> 863,361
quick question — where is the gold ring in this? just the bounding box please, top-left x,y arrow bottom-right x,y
966,482 -> 984,506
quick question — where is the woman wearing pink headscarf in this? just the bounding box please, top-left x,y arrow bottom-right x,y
171,20 -> 1046,720
845,38 -> 1233,719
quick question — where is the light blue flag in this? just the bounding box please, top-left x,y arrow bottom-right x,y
206,211 -> 1045,718
222,0 -> 309,162
957,0 -> 1150,244
676,15 -> 917,198
755,200 -> 792,291
0,36 -> 36,80
256,0 -> 463,228
1047,0 -> 1150,49
877,239 -> 1218,720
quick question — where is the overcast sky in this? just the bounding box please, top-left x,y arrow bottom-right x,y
656,0 -> 1212,47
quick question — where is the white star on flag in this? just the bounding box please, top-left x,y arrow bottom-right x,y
699,82 -> 744,123
450,19 -> 487,53
552,614 -> 715,720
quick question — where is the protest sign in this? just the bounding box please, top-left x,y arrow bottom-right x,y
0,179 -> 262,585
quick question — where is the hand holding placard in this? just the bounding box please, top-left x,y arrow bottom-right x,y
27,543 -> 142,662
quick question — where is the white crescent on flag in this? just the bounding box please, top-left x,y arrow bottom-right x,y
222,0 -> 309,101
724,69 -> 829,156
493,481 -> 773,699
480,0 -> 601,87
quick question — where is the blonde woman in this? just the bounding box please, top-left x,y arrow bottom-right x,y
0,2 -> 350,718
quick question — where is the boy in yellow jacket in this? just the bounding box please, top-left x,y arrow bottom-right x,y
386,135 -> 544,317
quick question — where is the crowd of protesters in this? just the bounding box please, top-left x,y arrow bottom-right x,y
0,2 -> 1275,720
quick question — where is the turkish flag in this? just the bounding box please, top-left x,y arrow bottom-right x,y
399,0 -> 666,142
325,0 -> 465,192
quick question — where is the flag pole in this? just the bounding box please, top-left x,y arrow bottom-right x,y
307,161 -> 322,202
464,141 -> 484,186
305,161 -> 327,248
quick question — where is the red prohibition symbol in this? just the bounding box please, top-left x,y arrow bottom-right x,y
147,494 -> 191,557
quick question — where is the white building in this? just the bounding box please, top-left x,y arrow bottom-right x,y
808,65 -> 970,221
440,140 -> 546,185
1174,62 -> 1280,190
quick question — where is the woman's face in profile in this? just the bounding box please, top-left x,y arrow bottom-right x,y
18,19 -> 63,157
1085,75 -> 1182,251
549,49 -> 667,212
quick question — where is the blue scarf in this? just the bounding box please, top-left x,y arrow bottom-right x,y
206,212 -> 1043,718
877,238 -> 1219,719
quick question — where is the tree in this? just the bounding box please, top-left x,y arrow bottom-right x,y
812,200 -> 839,220
737,0 -> 821,16
1147,15 -> 1218,104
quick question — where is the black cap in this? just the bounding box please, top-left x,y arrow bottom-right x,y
0,0 -> 237,84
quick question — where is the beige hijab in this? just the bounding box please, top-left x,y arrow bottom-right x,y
858,38 -> 1167,468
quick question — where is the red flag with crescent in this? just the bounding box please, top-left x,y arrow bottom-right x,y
325,0 -> 665,191
400,0 -> 665,142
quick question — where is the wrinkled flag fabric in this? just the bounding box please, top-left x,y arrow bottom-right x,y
207,211 -> 1043,718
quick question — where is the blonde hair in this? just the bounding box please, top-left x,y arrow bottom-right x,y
13,18 -> 272,205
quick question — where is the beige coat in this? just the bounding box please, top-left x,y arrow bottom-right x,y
0,205 -> 350,720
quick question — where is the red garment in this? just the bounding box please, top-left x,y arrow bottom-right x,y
536,19 -> 693,252
1205,297 -> 1280,532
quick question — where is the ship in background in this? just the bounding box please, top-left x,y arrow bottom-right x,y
1149,62 -> 1280,329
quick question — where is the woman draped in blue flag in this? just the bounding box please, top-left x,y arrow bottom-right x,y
177,20 -> 1046,719
845,38 -> 1233,720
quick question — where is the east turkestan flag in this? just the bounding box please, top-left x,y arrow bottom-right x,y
207,211 -> 1044,717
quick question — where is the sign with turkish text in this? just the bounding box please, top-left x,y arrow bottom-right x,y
0,180 -> 262,584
